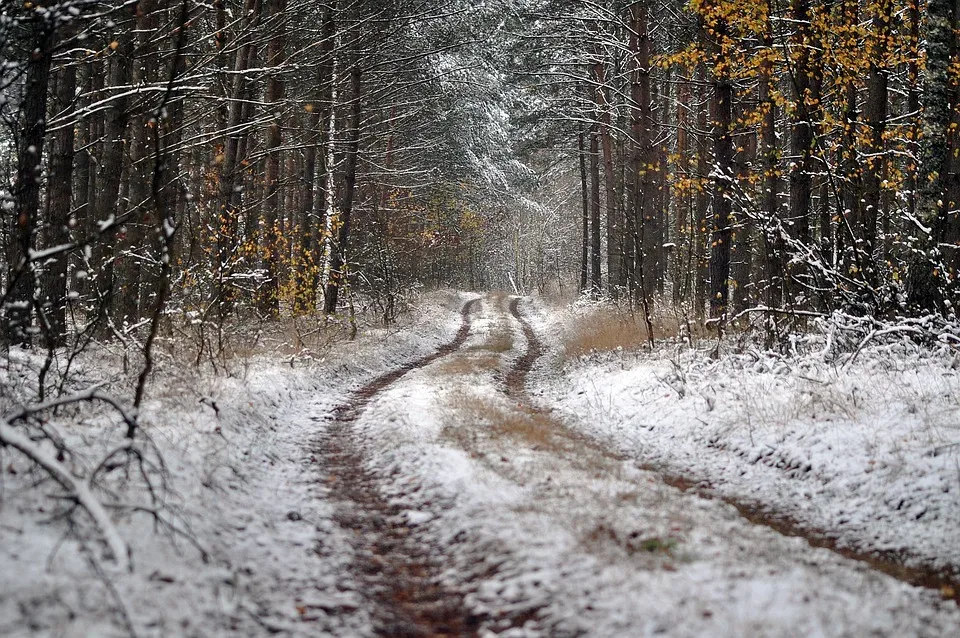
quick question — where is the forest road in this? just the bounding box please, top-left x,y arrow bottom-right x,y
314,297 -> 483,637
312,294 -> 960,637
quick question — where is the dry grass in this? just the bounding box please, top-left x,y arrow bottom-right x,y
437,352 -> 501,376
563,309 -> 652,358
563,306 -> 710,359
443,394 -> 558,450
461,330 -> 513,355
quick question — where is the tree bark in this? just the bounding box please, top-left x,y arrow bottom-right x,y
708,12 -> 734,326
759,5 -> 782,310
786,0 -> 821,305
858,0 -> 893,290
592,58 -> 621,294
261,0 -> 288,315
216,0 -> 262,313
5,20 -> 54,345
324,64 -> 362,314
92,11 -> 136,334
41,53 -> 77,346
589,122 -> 602,296
578,127 -> 589,293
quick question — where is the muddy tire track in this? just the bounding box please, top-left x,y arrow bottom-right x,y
506,297 -> 627,463
316,298 -> 482,637
505,297 -> 543,397
658,473 -> 960,605
508,298 -> 960,606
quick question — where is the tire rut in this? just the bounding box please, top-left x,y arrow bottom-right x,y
316,298 -> 482,637
507,297 -> 960,607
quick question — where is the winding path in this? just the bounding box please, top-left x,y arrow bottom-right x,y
313,294 -> 959,635
316,298 -> 481,637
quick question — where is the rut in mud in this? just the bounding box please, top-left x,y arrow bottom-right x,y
315,299 -> 481,637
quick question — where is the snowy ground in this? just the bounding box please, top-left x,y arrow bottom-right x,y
0,291 -> 469,637
533,301 -> 960,577
3,292 -> 960,637
348,294 -> 960,635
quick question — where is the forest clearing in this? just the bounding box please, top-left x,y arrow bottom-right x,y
4,0 -> 960,636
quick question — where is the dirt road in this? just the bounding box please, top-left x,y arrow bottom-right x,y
316,294 -> 960,636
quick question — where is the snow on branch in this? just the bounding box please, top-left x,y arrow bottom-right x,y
0,422 -> 131,572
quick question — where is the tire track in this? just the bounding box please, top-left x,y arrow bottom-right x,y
505,297 -> 543,397
508,298 -> 960,607
315,298 -> 482,637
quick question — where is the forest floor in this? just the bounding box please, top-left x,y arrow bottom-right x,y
2,291 -> 960,636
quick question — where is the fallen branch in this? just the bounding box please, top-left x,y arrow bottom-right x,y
0,422 -> 131,571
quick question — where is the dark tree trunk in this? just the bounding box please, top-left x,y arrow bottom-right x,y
298,3 -> 336,312
578,127 -> 589,293
786,0 -> 820,305
837,0 -> 860,276
630,1 -> 657,300
261,0 -> 288,315
592,59 -> 621,294
115,5 -> 160,328
589,122 -> 602,296
41,55 -> 77,346
5,21 -> 54,345
858,0 -> 893,292
708,17 -> 734,326
92,17 -> 136,333
216,0 -> 262,312
324,64 -> 363,314
935,0 -> 960,274
905,0 -> 921,222
759,7 -> 782,310
694,69 -> 710,319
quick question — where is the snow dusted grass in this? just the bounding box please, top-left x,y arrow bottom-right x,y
0,290 -> 471,637
557,300 -> 703,360
537,303 -> 960,577
561,305 -> 651,358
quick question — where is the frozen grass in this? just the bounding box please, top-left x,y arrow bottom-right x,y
536,302 -> 960,576
562,306 -> 651,359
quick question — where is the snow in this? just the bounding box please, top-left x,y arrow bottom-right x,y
3,292 -> 960,636
533,303 -> 960,574
0,290 -> 471,637
344,296 -> 960,635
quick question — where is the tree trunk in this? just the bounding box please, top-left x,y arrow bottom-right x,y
694,68 -> 710,319
5,21 -> 54,345
935,0 -> 960,275
708,16 -> 734,327
589,122 -> 602,296
92,17 -> 136,334
630,1 -> 658,301
759,6 -> 782,310
858,0 -> 893,292
592,59 -> 621,294
261,0 -> 287,316
216,0 -> 262,313
324,64 -> 362,314
41,54 -> 77,347
578,127 -> 589,293
786,0 -> 820,306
